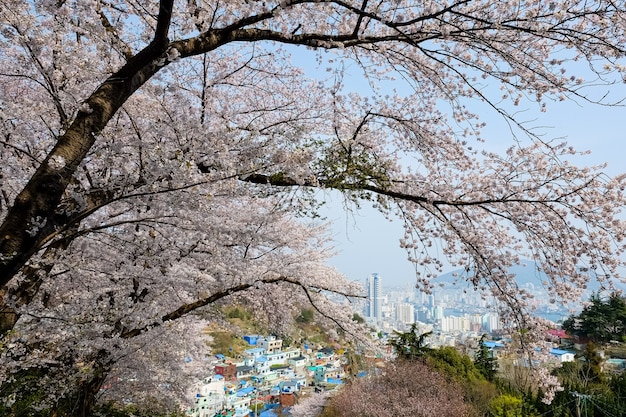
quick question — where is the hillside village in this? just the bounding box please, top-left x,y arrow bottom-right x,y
186,335 -> 356,417
185,320 -> 626,417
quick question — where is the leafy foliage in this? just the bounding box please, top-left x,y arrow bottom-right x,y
426,346 -> 486,382
387,323 -> 432,360
226,307 -> 254,321
475,334 -> 499,382
489,394 -> 525,417
296,308 -> 315,324
562,293 -> 626,344
351,313 -> 365,324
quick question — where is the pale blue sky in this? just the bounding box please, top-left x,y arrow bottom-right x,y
316,70 -> 626,286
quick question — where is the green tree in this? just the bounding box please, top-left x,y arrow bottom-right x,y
351,313 -> 365,324
388,323 -> 433,360
424,346 -> 502,415
580,341 -> 606,385
606,373 -> 626,416
475,334 -> 499,382
296,308 -> 315,324
489,394 -> 524,417
563,293 -> 626,344
426,346 -> 485,382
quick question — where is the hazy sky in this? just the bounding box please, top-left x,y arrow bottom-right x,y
316,69 -> 626,287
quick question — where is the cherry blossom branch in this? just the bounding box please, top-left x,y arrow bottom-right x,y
0,2 -> 178,282
239,171 -> 576,207
118,274 -> 362,339
95,3 -> 133,60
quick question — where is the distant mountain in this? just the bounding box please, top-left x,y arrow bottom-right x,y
433,260 -> 622,294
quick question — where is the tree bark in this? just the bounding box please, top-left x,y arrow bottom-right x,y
0,0 -> 176,288
0,39 -> 169,286
72,367 -> 109,417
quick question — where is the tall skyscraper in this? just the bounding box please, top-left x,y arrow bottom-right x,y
427,294 -> 435,309
366,273 -> 383,320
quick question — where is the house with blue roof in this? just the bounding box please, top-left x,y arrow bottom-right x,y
253,356 -> 270,375
549,348 -> 575,363
279,381 -> 299,393
482,340 -> 506,358
326,377 -> 343,385
188,333 -> 344,417
291,375 -> 306,389
240,347 -> 266,367
236,387 -> 255,397
224,393 -> 251,417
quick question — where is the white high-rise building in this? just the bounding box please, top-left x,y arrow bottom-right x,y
482,312 -> 500,332
396,302 -> 415,325
433,305 -> 444,321
366,273 -> 383,320
440,314 -> 470,332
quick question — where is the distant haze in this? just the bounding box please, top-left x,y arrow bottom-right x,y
425,260 -> 622,297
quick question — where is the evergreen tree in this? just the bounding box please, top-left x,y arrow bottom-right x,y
475,334 -> 499,382
388,323 -> 432,360
563,293 -> 626,344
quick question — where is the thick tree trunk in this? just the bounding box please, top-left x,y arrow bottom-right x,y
72,370 -> 109,417
0,39 -> 169,287
0,0 -> 302,295
0,229 -> 78,337
0,287 -> 18,335
0,0 -> 176,288
51,355 -> 111,417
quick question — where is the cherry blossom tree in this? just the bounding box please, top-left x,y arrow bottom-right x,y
0,193 -> 364,415
291,391 -> 332,417
1,0 -> 626,414
321,360 -> 475,417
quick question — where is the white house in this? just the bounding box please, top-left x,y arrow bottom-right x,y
242,347 -> 266,366
283,347 -> 302,359
288,355 -> 309,369
225,392 -> 252,417
187,375 -> 227,417
196,375 -> 225,396
265,351 -> 285,366
253,356 -> 270,374
550,348 -> 575,363
257,336 -> 283,354
187,395 -> 225,417
280,380 -> 299,393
